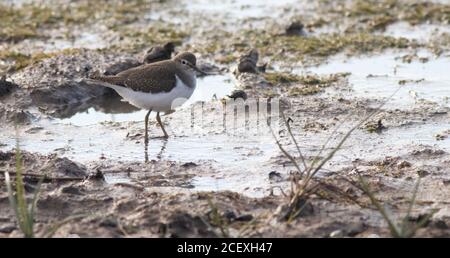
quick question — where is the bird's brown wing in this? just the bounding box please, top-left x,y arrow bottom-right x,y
116,61 -> 178,94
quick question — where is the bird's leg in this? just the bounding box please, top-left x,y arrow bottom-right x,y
145,109 -> 152,144
156,112 -> 169,138
144,144 -> 149,163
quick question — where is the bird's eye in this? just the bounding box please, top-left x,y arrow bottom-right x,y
181,60 -> 187,65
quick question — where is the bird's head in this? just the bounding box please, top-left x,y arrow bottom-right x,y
174,52 -> 206,75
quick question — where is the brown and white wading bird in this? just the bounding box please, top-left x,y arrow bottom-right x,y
89,52 -> 206,144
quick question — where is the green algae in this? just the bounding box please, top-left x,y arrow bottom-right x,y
264,73 -> 302,84
0,49 -> 81,72
0,4 -> 60,42
333,0 -> 450,31
288,86 -> 322,96
264,72 -> 349,96
264,33 -> 409,59
0,0 -> 155,43
265,72 -> 349,86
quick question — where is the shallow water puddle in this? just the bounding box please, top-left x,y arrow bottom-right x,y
332,122 -> 450,163
382,22 -> 450,41
194,119 -> 450,196
184,0 -> 301,19
1,115 -> 280,196
265,120 -> 450,187
295,50 -> 450,109
9,29 -> 112,54
147,0 -> 305,30
49,31 -> 110,51
1,73 -> 283,195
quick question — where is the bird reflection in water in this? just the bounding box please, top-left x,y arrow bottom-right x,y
145,138 -> 168,163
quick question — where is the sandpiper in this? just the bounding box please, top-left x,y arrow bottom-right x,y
90,52 -> 205,143
144,42 -> 175,64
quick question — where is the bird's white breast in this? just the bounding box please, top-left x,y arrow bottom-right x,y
110,75 -> 196,112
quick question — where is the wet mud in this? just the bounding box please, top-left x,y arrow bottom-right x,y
0,0 -> 449,237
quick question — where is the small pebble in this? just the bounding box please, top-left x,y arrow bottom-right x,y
223,210 -> 237,221
329,230 -> 344,238
268,171 -> 282,180
417,170 -> 429,177
0,225 -> 16,234
235,214 -> 253,222
181,162 -> 197,168
285,20 -> 306,36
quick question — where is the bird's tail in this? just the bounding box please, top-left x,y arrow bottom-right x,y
87,71 -> 125,87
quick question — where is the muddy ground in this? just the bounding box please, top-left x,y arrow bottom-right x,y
0,0 -> 449,237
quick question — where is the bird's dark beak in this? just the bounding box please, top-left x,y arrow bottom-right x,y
196,66 -> 208,76
189,63 -> 208,75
